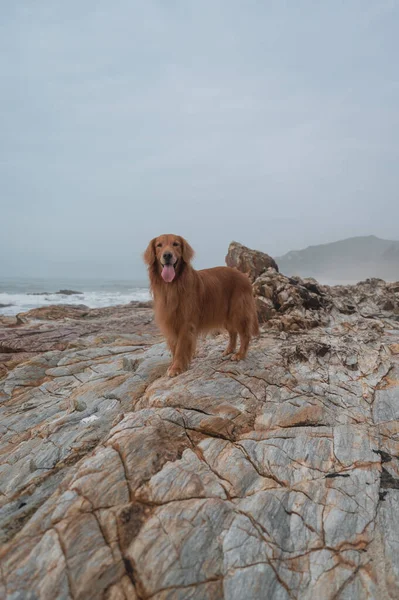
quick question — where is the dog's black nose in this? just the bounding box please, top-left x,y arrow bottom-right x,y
163,252 -> 173,262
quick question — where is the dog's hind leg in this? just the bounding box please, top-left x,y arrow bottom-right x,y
222,330 -> 237,356
231,320 -> 251,361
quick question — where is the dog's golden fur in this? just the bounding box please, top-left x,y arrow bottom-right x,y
144,234 -> 259,377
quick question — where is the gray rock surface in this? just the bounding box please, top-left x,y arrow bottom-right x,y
1,275 -> 399,599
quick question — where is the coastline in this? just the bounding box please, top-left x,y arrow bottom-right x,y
0,277 -> 151,316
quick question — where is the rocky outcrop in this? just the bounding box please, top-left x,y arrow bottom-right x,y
0,304 -> 158,377
225,241 -> 279,280
28,290 -> 83,296
1,269 -> 399,598
16,304 -> 90,321
129,300 -> 153,309
253,272 -> 330,330
253,275 -> 399,331
227,243 -> 399,332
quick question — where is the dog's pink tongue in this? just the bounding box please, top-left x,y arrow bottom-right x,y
161,265 -> 175,282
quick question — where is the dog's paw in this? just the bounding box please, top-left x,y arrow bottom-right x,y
230,352 -> 244,362
222,348 -> 234,357
167,364 -> 185,377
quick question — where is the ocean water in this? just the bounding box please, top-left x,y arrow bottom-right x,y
0,277 -> 151,316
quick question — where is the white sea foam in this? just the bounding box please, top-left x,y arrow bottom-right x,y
0,287 -> 151,316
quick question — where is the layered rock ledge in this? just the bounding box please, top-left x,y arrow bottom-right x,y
1,251 -> 399,600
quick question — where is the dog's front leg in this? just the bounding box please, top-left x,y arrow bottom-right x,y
166,336 -> 177,358
167,324 -> 196,377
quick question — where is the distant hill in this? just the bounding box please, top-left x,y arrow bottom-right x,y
276,235 -> 399,283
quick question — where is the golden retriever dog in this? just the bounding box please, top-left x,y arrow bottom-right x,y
144,234 -> 259,377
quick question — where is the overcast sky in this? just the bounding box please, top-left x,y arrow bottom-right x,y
1,1 -> 398,280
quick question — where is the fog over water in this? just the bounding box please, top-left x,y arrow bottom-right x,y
1,2 -> 399,283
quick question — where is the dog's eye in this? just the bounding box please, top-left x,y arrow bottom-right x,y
156,243 -> 162,248
173,242 -> 180,247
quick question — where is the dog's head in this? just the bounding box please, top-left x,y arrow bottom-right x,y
143,234 -> 195,282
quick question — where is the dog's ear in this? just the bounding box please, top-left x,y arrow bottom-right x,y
143,238 -> 156,265
181,237 -> 195,264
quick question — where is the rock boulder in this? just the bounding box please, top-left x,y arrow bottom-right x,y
225,241 -> 279,281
